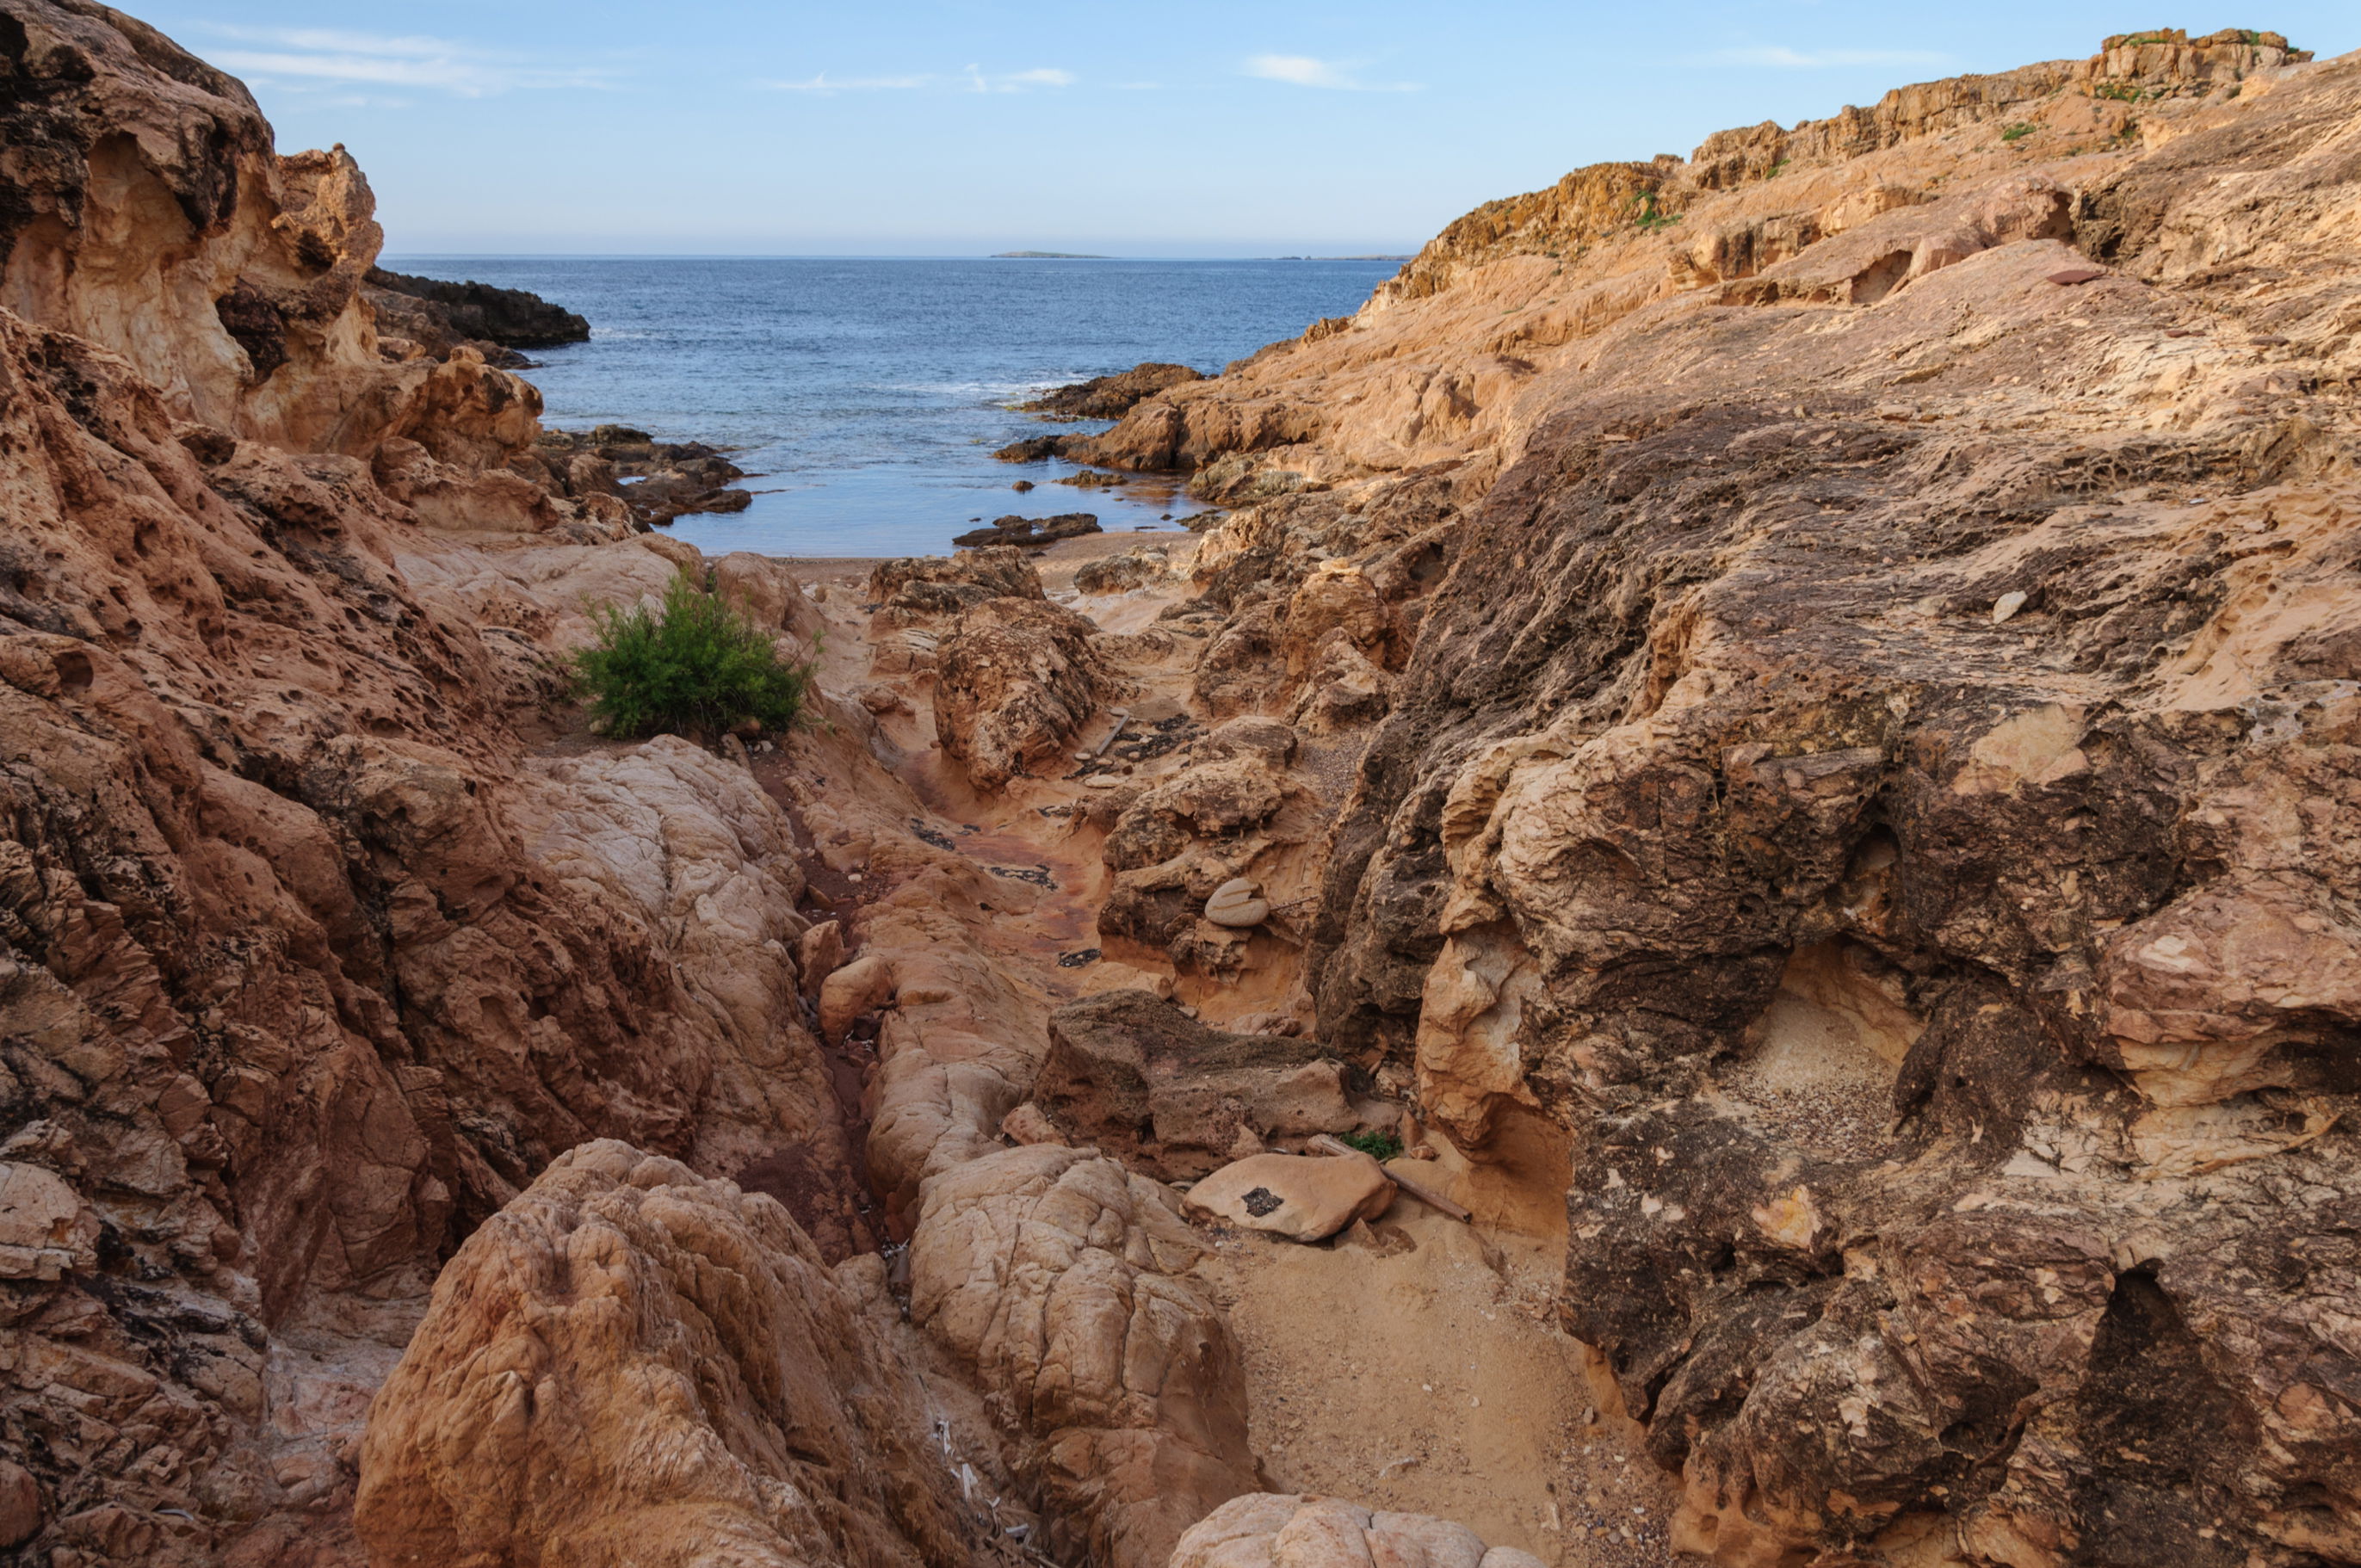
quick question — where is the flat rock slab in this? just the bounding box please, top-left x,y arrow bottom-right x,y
1184,1151 -> 1394,1241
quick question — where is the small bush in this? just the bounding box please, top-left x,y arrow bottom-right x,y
1629,191 -> 1683,232
1340,1128 -> 1403,1162
2001,122 -> 2038,142
573,568 -> 813,740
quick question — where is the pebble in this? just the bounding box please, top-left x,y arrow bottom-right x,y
1991,590 -> 2028,624
1204,877 -> 1270,929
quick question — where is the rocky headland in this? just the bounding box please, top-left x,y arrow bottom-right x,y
4,10 -> 2361,1568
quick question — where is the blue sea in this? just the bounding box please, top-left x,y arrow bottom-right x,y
378,257 -> 1402,559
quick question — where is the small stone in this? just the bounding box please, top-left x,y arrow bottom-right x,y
1991,590 -> 2028,625
2046,268 -> 2105,285
1000,1103 -> 1067,1146
797,921 -> 844,1003
1204,878 -> 1270,929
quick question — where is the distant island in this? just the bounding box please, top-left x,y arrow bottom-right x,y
991,250 -> 1110,259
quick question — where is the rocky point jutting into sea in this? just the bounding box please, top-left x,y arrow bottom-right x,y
2,7 -> 2359,1567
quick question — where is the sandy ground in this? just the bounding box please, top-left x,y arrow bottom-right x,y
808,531 -> 1690,1565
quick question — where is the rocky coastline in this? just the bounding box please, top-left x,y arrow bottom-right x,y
3,10 -> 2360,1568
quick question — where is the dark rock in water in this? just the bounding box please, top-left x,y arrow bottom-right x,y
1022,361 -> 1204,419
992,432 -> 1081,463
952,513 -> 1101,549
1011,479 -> 1035,491
364,267 -> 591,347
529,427 -> 746,525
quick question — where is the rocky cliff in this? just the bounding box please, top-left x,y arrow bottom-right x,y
1051,26 -> 2361,1568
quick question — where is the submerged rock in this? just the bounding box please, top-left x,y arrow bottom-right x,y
952,511 -> 1103,548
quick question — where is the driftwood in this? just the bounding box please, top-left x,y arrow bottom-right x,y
1307,1134 -> 1473,1223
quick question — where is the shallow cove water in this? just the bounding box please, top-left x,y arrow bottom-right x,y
380,256 -> 1400,558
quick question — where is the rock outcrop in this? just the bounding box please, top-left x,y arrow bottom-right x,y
0,0 -> 541,463
1105,28 -> 2361,1568
355,1141 -> 987,1568
933,597 -> 1117,789
1171,1493 -> 1548,1568
1023,361 -> 1206,419
1032,991 -> 1369,1177
363,267 -> 590,355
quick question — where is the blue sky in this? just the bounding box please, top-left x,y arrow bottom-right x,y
139,2 -> 2358,256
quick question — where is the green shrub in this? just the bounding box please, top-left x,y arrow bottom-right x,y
2001,122 -> 2038,142
1340,1128 -> 1403,1162
573,568 -> 814,740
1629,191 -> 1683,231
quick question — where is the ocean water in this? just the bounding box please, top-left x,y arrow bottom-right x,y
378,256 -> 1402,559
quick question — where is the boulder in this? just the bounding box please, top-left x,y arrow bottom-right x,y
356,1142 -> 982,1568
865,546 -> 1044,613
932,597 -> 1115,790
1173,1495 -> 1548,1568
1034,991 -> 1363,1179
797,919 -> 844,1003
1182,1151 -> 1395,1242
910,1144 -> 1258,1568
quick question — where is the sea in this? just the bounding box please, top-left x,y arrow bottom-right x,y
377,256 -> 1404,559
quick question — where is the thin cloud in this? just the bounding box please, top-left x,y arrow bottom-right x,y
200,24 -> 613,96
765,72 -> 930,93
761,66 -> 1075,95
1244,53 -> 1418,91
1701,46 -> 1953,68
965,65 -> 1075,92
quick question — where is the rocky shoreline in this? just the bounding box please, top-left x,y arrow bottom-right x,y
3,11 -> 2360,1568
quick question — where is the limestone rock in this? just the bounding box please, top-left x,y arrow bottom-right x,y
932,597 -> 1116,791
0,1460 -> 39,1550
1173,1495 -> 1548,1568
356,1141 -> 982,1568
0,1163 -> 96,1279
1204,879 -> 1271,929
910,1144 -> 1258,1568
0,0 -> 541,461
1182,1152 -> 1395,1242
1022,362 -> 1205,419
1034,991 -> 1363,1179
866,546 -> 1045,614
798,919 -> 845,1003
999,1102 -> 1067,1145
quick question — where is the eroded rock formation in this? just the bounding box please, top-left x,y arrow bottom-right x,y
1091,28 -> 2361,1568
15,9 -> 2361,1568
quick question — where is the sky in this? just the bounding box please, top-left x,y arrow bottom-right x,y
135,1 -> 2360,256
